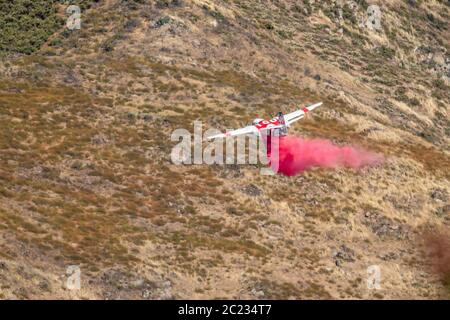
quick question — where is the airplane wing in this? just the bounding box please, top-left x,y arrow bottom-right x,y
206,125 -> 259,140
284,102 -> 322,125
206,102 -> 322,140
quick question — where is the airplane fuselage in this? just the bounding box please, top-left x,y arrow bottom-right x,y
253,114 -> 287,137
206,102 -> 321,141
254,118 -> 281,130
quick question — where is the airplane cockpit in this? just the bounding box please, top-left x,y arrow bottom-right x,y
252,118 -> 264,125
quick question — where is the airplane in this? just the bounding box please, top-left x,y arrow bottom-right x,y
206,102 -> 322,140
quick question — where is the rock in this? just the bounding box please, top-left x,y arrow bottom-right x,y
127,112 -> 137,121
70,160 -> 85,170
39,280 -> 51,292
40,166 -> 60,180
0,261 -> 8,270
430,188 -> 448,202
156,0 -> 184,9
63,73 -> 79,85
154,16 -> 172,28
142,289 -> 151,299
379,252 -> 398,261
151,280 -> 173,300
251,288 -> 265,298
162,280 -> 171,289
226,207 -> 240,216
130,278 -> 145,288
304,67 -> 312,77
432,53 -> 445,66
7,160 -> 17,166
124,18 -> 140,31
210,19 -> 218,28
5,87 -> 24,93
142,114 -> 153,122
333,245 -> 355,265
242,184 -> 262,197
361,126 -> 381,136
435,205 -> 450,220
91,134 -> 109,145
363,211 -> 409,239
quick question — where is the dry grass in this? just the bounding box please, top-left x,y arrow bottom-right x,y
0,0 -> 449,299
421,228 -> 450,294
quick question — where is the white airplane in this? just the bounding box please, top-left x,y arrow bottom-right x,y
207,102 -> 322,140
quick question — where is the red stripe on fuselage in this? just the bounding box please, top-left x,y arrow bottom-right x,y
255,118 -> 280,130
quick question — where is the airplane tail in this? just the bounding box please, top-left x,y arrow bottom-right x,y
277,112 -> 288,136
264,113 -> 287,159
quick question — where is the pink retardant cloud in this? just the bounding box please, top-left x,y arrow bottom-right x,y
269,136 -> 384,176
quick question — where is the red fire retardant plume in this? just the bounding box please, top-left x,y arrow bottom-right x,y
269,136 -> 383,176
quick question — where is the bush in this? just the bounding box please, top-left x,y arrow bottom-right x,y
0,0 -> 100,55
0,0 -> 63,54
155,16 -> 172,28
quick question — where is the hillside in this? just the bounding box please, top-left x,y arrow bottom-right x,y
0,0 -> 449,299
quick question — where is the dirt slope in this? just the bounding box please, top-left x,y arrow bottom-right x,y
0,0 -> 449,299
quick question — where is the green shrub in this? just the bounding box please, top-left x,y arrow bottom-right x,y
0,0 -> 62,54
0,0 -> 100,55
